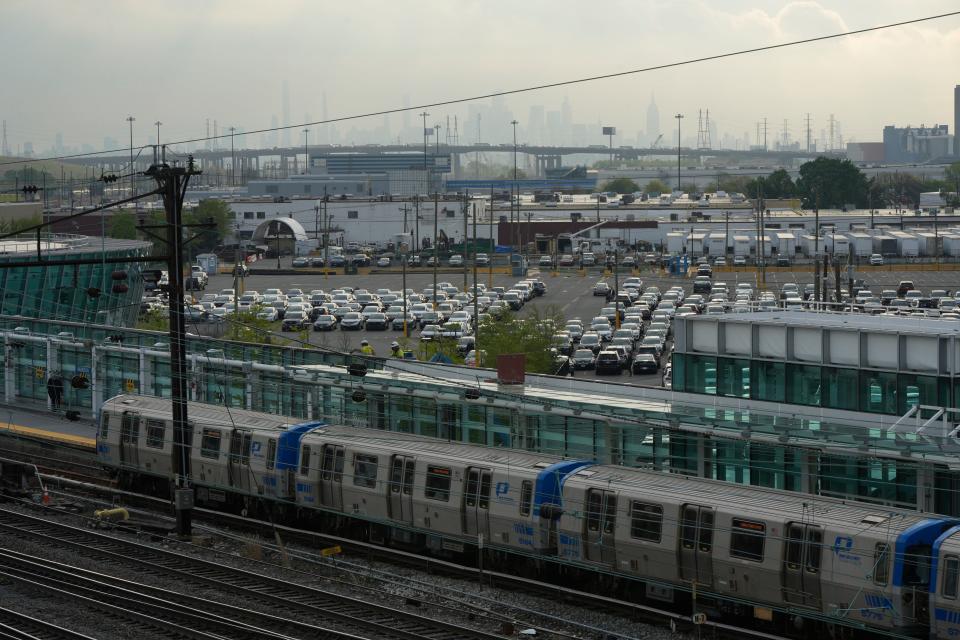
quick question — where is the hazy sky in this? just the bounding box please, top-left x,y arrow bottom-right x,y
2,0 -> 959,154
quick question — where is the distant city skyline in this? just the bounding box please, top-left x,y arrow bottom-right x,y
1,1 -> 958,159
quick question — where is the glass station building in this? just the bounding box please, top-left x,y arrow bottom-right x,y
0,235 -> 151,327
3,312 -> 960,518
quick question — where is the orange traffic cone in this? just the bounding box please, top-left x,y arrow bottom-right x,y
41,491 -> 50,505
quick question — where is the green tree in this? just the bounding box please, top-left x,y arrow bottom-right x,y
476,306 -> 564,374
762,169 -> 796,198
0,214 -> 41,235
644,178 -> 671,194
222,310 -> 274,344
108,211 -> 138,239
795,157 -> 870,209
136,308 -> 169,332
184,199 -> 232,253
600,178 -> 640,193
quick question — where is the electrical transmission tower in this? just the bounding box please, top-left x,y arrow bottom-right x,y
762,118 -> 768,151
829,114 -> 835,151
781,119 -> 789,148
696,110 -> 705,150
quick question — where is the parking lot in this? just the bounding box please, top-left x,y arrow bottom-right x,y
162,258 -> 960,391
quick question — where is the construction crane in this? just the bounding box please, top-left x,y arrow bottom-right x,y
651,134 -> 663,149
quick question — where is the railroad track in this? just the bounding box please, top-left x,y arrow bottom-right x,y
39,476 -> 794,640
0,605 -> 98,640
0,507 -> 509,640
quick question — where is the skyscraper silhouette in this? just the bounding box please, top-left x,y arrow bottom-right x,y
646,94 -> 660,147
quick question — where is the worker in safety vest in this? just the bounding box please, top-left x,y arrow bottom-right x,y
390,341 -> 402,357
359,340 -> 375,356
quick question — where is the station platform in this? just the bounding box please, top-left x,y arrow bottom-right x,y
0,404 -> 97,450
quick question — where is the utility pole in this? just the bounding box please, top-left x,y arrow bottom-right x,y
302,128 -> 310,174
814,189 -> 821,305
144,156 -> 202,538
414,195 -> 420,253
126,116 -> 136,206
433,191 -> 439,310
805,113 -> 812,153
401,200 -> 410,338
229,127 -> 236,187
472,201 -> 479,365
462,191 -> 469,291
488,185 -> 494,289
675,114 -> 683,190
511,119 -> 519,253
420,111 -> 430,193
762,117 -> 768,151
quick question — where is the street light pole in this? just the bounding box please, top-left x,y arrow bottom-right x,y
511,119 -> 519,252
675,114 -> 684,191
229,127 -> 236,187
126,116 -> 135,205
154,121 -> 162,147
420,111 -> 430,193
302,128 -> 310,174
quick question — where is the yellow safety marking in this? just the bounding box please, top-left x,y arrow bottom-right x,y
0,423 -> 96,448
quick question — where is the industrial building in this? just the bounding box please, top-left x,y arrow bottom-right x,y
883,123 -> 953,163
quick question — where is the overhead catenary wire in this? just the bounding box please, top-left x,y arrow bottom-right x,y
2,9 -> 959,169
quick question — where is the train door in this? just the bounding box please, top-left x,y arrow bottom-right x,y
463,467 -> 492,539
678,504 -> 715,587
320,444 -> 344,511
584,489 -> 618,564
782,523 -> 823,608
228,429 -> 253,493
388,455 -> 415,524
119,411 -> 140,468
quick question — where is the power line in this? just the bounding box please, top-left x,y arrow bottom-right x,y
3,10 -> 959,168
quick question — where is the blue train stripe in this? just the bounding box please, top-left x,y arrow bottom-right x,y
275,421 -> 327,472
893,519 -> 956,587
533,460 -> 594,518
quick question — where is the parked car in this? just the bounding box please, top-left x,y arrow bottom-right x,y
733,255 -> 747,266
376,256 -> 392,268
448,254 -> 464,267
870,253 -> 884,266
579,333 -> 602,354
292,257 -> 310,268
474,253 -> 489,267
365,313 -> 389,330
312,315 -> 338,331
558,254 -> 575,267
538,255 -> 554,268
571,348 -> 596,370
339,312 -> 365,330
595,351 -> 622,375
593,282 -> 611,296
281,311 -> 310,331
420,324 -> 441,341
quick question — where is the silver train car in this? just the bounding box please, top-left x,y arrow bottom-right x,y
96,395 -> 958,638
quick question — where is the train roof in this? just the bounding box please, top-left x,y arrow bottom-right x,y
103,395 -> 305,432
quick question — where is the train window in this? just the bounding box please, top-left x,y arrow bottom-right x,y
241,434 -> 252,465
680,506 -> 698,550
334,448 -> 344,482
266,439 -> 277,470
785,525 -> 803,570
586,491 -> 603,532
603,494 -> 617,535
873,543 -> 891,586
805,528 -> 822,574
944,556 -> 960,599
99,413 -> 109,438
121,412 -> 139,444
629,502 -> 663,542
353,454 -> 378,488
145,419 -> 165,449
730,519 -> 766,562
300,445 -> 311,476
465,470 -> 479,507
478,471 -> 491,509
200,429 -> 221,459
322,446 -> 334,480
229,431 -> 242,463
519,481 -> 533,517
389,458 -> 403,493
402,461 -> 414,496
425,466 -> 451,502
698,510 -> 714,552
